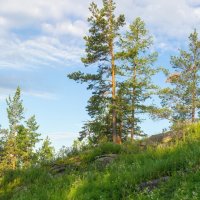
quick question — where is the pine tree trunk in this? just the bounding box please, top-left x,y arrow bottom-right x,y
9,134 -> 17,170
119,121 -> 123,141
192,64 -> 197,123
131,128 -> 134,143
111,46 -> 117,142
131,64 -> 137,142
108,0 -> 117,143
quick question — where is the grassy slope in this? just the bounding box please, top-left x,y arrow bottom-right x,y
1,123 -> 200,200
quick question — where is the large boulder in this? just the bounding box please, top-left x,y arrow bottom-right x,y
95,154 -> 118,167
50,161 -> 81,174
140,130 -> 184,148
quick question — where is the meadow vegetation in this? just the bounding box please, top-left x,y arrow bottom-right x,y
1,122 -> 200,200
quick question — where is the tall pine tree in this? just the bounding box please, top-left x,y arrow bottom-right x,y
117,18 -> 160,141
161,30 -> 200,126
4,87 -> 24,169
68,0 -> 125,143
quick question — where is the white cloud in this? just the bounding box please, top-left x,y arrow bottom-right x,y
0,35 -> 83,70
0,87 -> 13,101
116,0 -> 200,39
42,20 -> 88,37
0,87 -> 56,101
0,0 -> 200,70
0,0 -> 90,70
0,0 -> 91,28
0,16 -> 8,27
1,0 -> 200,39
188,0 -> 200,6
24,90 -> 57,100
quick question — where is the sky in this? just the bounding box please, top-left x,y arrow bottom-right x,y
0,0 -> 200,150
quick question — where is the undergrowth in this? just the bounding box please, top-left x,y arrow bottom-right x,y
1,123 -> 200,200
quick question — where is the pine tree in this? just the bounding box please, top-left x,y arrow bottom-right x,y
57,146 -> 70,159
16,125 -> 31,167
38,137 -> 54,162
6,87 -> 24,133
16,116 -> 41,167
4,87 -> 24,169
26,115 -> 41,153
117,18 -> 160,141
68,0 -> 125,143
0,88 -> 41,170
160,30 -> 200,125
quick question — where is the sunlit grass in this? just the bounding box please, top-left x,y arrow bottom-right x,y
1,122 -> 200,200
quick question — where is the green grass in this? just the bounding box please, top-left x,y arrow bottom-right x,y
1,123 -> 200,200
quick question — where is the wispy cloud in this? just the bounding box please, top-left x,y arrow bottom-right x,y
42,20 -> 88,37
0,35 -> 83,70
0,86 -> 57,101
0,87 -> 14,101
0,0 -> 200,71
24,90 -> 57,100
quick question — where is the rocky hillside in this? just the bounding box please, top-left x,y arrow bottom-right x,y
1,123 -> 200,200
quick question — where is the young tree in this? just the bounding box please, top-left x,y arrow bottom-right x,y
16,116 -> 41,167
160,30 -> 200,125
16,125 -> 31,167
57,146 -> 70,159
1,88 -> 41,170
68,0 -> 125,143
4,87 -> 24,169
117,18 -> 160,141
26,115 -> 41,152
38,137 -> 54,162
6,87 -> 24,133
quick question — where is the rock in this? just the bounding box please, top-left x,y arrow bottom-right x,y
138,176 -> 170,192
95,154 -> 118,167
147,130 -> 184,146
140,141 -> 147,147
51,164 -> 68,174
52,165 -> 67,173
162,135 -> 173,143
51,161 -> 81,174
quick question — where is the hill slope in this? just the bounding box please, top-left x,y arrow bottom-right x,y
1,123 -> 200,200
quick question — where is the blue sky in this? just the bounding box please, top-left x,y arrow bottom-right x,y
0,0 -> 200,150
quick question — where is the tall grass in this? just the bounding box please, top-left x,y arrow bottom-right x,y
1,122 -> 200,200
